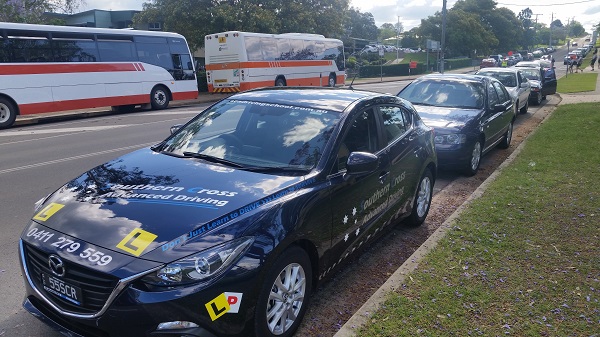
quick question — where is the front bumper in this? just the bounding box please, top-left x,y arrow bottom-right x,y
19,239 -> 259,337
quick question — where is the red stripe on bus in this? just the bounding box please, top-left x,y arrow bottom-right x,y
205,60 -> 334,71
18,90 -> 199,115
0,63 -> 141,75
172,91 -> 199,100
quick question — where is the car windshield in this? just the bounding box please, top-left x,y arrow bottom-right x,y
159,100 -> 340,171
519,68 -> 540,81
477,72 -> 517,87
399,79 -> 485,109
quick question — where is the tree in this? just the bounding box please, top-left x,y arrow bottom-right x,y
518,8 -> 534,50
134,0 -> 350,51
378,23 -> 397,41
0,0 -> 83,23
345,8 -> 378,41
568,20 -> 585,37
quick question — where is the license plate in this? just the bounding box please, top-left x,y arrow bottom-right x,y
214,79 -> 228,83
42,273 -> 83,306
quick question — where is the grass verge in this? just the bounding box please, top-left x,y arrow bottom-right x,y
356,102 -> 600,336
557,72 -> 598,93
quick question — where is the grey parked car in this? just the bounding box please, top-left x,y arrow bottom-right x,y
476,67 -> 531,115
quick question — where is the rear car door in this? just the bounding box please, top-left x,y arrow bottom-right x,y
484,80 -> 512,149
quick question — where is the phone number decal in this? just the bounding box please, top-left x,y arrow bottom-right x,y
26,227 -> 113,266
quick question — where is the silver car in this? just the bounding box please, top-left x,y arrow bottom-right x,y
475,67 -> 531,115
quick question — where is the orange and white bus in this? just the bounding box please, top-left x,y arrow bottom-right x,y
205,31 -> 345,93
0,22 -> 198,129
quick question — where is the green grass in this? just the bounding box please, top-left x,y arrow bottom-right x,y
557,72 -> 598,93
356,103 -> 600,337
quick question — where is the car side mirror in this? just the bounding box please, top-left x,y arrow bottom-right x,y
520,82 -> 529,88
346,152 -> 379,176
493,104 -> 506,113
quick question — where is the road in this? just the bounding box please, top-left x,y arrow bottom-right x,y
0,61 -> 563,335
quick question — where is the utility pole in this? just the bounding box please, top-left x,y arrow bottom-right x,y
396,15 -> 400,62
532,13 -> 542,49
440,0 -> 447,73
549,12 -> 553,47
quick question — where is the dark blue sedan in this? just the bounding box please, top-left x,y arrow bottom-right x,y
20,87 -> 437,337
398,74 -> 515,175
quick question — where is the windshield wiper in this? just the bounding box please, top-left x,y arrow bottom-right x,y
182,152 -> 244,168
240,166 -> 311,173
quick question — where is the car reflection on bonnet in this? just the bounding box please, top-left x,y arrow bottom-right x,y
19,87 -> 437,337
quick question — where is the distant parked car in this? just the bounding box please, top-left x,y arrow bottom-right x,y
397,74 -> 515,176
476,67 -> 531,115
514,63 -> 557,105
480,58 -> 498,68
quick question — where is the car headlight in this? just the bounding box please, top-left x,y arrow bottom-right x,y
142,237 -> 254,287
434,133 -> 466,145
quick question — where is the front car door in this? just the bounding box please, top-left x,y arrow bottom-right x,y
542,68 -> 557,96
325,107 -> 391,276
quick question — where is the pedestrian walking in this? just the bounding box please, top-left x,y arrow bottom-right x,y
591,53 -> 598,71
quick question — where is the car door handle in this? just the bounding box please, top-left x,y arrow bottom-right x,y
379,171 -> 389,184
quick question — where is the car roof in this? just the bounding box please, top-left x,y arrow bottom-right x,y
477,67 -> 519,74
413,73 -> 489,84
227,87 -> 393,112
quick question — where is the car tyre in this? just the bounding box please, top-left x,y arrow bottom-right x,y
519,99 -> 528,114
0,97 -> 17,129
532,92 -> 542,105
150,85 -> 170,110
255,246 -> 312,337
406,168 -> 434,227
498,121 -> 513,149
464,140 -> 482,176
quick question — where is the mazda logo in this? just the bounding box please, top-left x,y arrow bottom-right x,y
48,255 -> 65,277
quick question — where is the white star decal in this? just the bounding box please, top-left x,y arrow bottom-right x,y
343,215 -> 348,224
344,233 -> 349,242
355,228 -> 360,236
352,207 -> 357,216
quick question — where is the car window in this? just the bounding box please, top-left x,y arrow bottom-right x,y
492,82 -> 510,104
478,72 -> 516,88
488,82 -> 499,108
336,108 -> 378,171
519,68 -> 540,81
379,106 -> 411,145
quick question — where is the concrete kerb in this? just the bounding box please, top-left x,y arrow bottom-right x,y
333,94 -> 564,337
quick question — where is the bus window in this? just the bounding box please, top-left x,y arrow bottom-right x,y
167,37 -> 190,54
97,40 -> 136,62
0,37 -> 8,62
171,54 -> 195,80
136,42 -> 172,69
288,38 -> 304,60
8,37 -> 52,62
276,38 -> 291,60
53,39 -> 99,62
314,41 -> 325,60
261,38 -> 278,61
245,36 -> 262,61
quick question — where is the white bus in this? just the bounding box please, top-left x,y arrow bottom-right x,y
0,22 -> 198,129
205,31 -> 345,93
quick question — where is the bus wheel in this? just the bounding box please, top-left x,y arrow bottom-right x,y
0,97 -> 17,129
275,78 -> 286,87
151,86 -> 170,110
328,74 -> 336,87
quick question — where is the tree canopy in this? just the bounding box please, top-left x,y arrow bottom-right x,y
133,0 -> 350,51
0,0 -> 83,23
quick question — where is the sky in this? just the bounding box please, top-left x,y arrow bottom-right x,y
80,0 -> 600,34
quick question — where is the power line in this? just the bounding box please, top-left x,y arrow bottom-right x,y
497,0 -> 596,6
